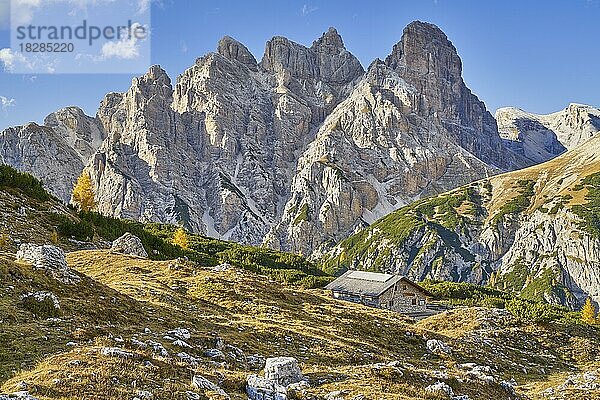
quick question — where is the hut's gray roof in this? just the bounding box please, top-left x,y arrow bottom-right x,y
325,270 -> 403,297
325,270 -> 432,297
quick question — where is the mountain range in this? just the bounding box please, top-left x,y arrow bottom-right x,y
1,21 -> 600,308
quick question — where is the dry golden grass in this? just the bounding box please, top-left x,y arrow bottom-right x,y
1,251 -> 600,399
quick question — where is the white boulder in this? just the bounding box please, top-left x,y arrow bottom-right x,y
16,244 -> 79,284
111,233 -> 148,258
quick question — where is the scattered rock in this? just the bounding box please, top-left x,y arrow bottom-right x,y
111,233 -> 148,258
425,381 -> 454,397
147,340 -> 169,358
168,328 -> 191,340
247,357 -> 308,400
20,291 -> 60,312
173,339 -> 192,348
134,390 -> 153,400
247,354 -> 266,370
16,244 -> 79,284
427,339 -> 451,355
500,380 -> 517,395
177,352 -> 199,365
246,375 -> 287,400
212,263 -> 231,272
100,347 -> 137,359
325,390 -> 347,400
191,375 -> 229,398
205,348 -> 225,359
466,365 -> 495,383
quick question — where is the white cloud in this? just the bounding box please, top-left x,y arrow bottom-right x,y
0,96 -> 16,110
0,47 -> 58,73
301,4 -> 318,16
180,40 -> 188,54
100,22 -> 147,60
0,48 -> 32,71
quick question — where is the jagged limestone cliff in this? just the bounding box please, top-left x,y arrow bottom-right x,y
87,29 -> 364,244
265,22 -> 528,256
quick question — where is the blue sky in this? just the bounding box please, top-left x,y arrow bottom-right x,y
0,0 -> 599,130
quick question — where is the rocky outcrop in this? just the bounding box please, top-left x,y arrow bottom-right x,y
191,375 -> 229,398
496,103 -> 600,165
20,291 -> 60,312
427,339 -> 452,355
321,133 -> 600,309
0,107 -> 104,202
265,22 -> 528,256
111,233 -> 148,258
16,243 -> 79,284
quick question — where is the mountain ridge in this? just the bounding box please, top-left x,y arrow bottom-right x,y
0,22 -> 597,259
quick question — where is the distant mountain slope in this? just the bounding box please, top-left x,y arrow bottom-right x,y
321,132 -> 600,309
496,103 -> 600,165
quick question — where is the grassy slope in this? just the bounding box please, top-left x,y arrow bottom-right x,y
1,251 -> 599,399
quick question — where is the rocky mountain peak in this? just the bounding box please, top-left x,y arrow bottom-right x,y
43,106 -> 105,163
311,27 -> 345,54
565,103 -> 600,129
43,106 -> 87,127
217,35 -> 258,71
260,35 -> 308,76
497,103 -> 600,165
385,20 -> 461,81
132,65 -> 173,99
260,30 -> 363,85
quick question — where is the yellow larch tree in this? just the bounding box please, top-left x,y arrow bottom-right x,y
581,297 -> 597,324
72,172 -> 96,212
172,227 -> 189,249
